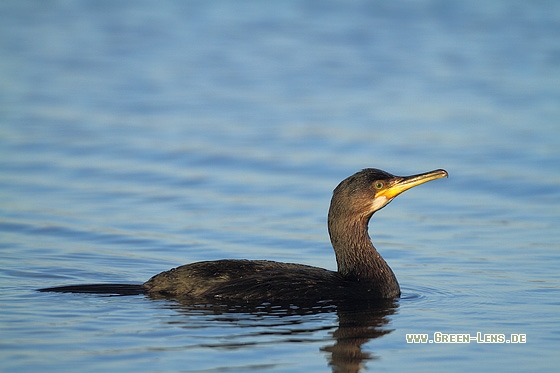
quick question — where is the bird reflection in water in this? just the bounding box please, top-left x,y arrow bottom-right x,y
151,294 -> 398,373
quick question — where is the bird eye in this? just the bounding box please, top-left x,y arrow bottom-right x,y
375,181 -> 384,189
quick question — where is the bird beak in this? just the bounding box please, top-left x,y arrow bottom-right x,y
376,169 -> 448,200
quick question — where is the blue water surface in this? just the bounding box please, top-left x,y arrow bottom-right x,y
1,1 -> 559,372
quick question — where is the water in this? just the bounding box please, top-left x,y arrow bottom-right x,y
1,1 -> 559,371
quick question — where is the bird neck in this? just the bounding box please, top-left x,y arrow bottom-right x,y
328,214 -> 398,287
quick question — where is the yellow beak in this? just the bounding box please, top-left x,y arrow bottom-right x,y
376,169 -> 448,200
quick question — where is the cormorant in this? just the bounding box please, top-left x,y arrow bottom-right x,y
40,168 -> 447,301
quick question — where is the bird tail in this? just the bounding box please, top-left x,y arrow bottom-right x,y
39,284 -> 145,296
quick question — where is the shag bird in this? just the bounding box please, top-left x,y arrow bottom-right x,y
40,168 -> 447,301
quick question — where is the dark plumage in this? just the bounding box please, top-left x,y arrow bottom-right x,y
40,168 -> 447,301
141,168 -> 448,301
